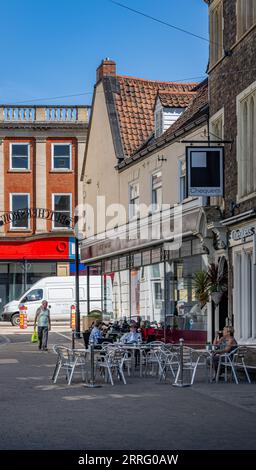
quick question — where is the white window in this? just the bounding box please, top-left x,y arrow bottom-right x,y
10,193 -> 30,230
178,159 -> 186,202
152,171 -> 162,210
129,182 -> 139,219
237,0 -> 256,38
155,109 -> 163,138
237,82 -> 256,199
233,248 -> 255,342
209,1 -> 223,67
10,143 -> 30,170
52,194 -> 72,229
52,143 -> 72,170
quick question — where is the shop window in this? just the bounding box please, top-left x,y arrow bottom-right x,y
10,193 -> 30,230
234,250 -> 254,341
52,143 -> 71,170
165,256 -> 206,330
10,143 -> 29,170
52,194 -> 72,229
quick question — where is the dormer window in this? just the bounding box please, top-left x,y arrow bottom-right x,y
154,92 -> 195,138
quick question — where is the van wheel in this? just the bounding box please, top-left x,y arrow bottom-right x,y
11,313 -> 20,326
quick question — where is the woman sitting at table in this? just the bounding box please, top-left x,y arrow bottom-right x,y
212,325 -> 238,378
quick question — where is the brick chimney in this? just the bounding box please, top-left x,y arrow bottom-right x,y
96,58 -> 116,83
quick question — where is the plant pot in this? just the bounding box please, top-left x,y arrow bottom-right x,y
211,291 -> 223,305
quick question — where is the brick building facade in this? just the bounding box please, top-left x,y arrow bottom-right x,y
206,0 -> 256,343
0,105 -> 89,321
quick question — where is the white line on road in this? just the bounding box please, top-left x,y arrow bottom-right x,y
54,332 -> 72,341
0,359 -> 18,364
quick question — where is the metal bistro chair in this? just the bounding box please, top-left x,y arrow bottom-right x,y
52,345 -> 87,385
216,346 -> 251,384
158,347 -> 180,382
143,342 -> 171,377
174,346 -> 207,385
96,344 -> 128,386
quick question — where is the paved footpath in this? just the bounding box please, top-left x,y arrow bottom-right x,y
0,330 -> 256,450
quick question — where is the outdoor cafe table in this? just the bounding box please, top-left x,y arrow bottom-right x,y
119,343 -> 146,377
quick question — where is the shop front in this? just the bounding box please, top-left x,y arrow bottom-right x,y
227,218 -> 256,344
0,237 -> 74,311
82,238 -> 209,344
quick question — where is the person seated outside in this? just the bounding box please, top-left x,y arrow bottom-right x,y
212,325 -> 238,378
88,320 -> 103,346
120,323 -> 142,344
120,323 -> 142,368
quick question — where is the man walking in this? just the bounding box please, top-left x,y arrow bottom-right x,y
34,300 -> 51,351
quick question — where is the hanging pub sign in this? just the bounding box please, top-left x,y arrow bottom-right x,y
186,146 -> 224,197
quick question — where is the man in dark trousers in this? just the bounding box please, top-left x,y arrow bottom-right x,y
34,300 -> 51,351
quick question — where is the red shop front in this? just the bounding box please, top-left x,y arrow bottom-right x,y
0,237 -> 70,309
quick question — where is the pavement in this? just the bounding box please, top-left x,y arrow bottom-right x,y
0,327 -> 256,450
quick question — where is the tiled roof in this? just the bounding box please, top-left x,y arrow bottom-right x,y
113,76 -> 198,157
160,79 -> 208,140
157,90 -> 196,108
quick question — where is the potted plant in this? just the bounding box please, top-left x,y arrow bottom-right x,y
193,271 -> 210,306
207,262 -> 228,305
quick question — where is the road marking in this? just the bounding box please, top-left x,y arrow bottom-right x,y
0,359 -> 18,364
16,376 -> 45,381
54,332 -> 72,341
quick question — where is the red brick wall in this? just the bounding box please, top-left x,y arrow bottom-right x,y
4,137 -> 36,236
46,137 -> 77,232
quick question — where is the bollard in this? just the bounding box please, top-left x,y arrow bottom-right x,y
173,338 -> 191,387
19,304 -> 28,329
84,342 -> 101,388
72,331 -> 75,350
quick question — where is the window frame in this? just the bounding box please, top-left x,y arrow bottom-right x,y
9,142 -> 30,171
209,0 -> 224,68
178,158 -> 187,203
151,170 -> 162,211
52,192 -> 72,230
237,0 -> 256,39
10,193 -> 30,230
236,81 -> 256,201
129,182 -> 140,220
51,143 -> 72,171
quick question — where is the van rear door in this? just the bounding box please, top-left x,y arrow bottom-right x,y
47,285 -> 73,320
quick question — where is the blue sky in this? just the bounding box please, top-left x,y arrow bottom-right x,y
0,0 -> 209,105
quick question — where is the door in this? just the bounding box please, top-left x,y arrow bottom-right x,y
21,288 -> 44,321
47,285 -> 74,320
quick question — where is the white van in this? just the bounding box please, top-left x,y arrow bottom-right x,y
2,276 -> 103,326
